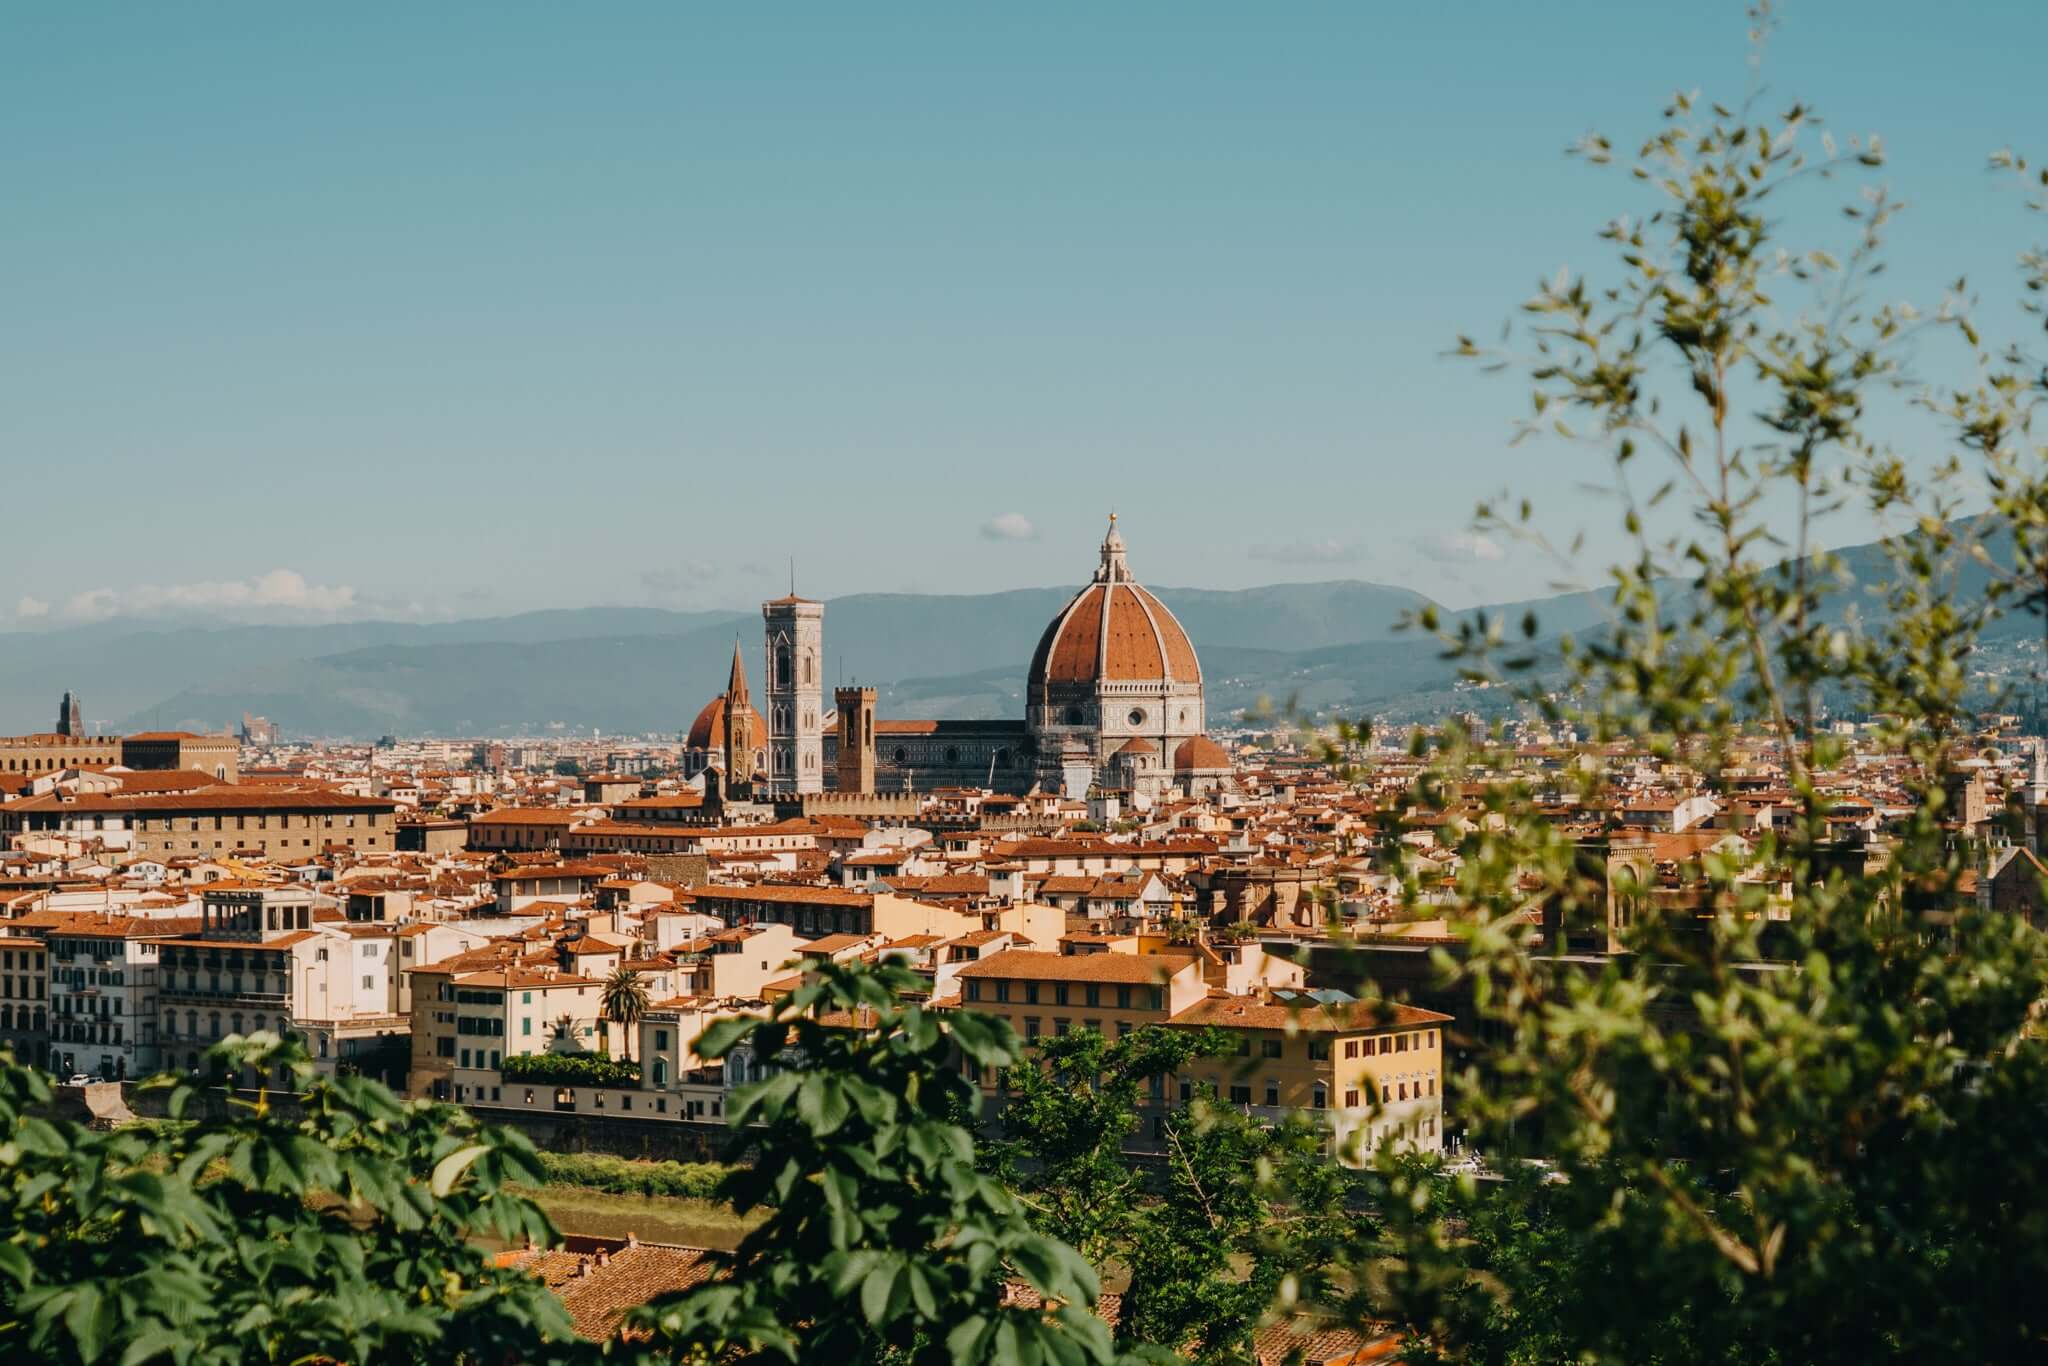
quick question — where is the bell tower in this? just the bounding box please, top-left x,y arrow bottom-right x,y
763,591 -> 825,795
834,686 -> 877,794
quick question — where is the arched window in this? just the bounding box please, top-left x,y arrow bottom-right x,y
208,1012 -> 221,1039
776,646 -> 791,688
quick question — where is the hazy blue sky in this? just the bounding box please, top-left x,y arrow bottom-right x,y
6,1 -> 2044,625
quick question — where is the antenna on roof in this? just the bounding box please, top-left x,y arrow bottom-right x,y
789,557 -> 795,597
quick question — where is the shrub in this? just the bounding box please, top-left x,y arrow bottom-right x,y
501,1053 -> 639,1088
532,1151 -> 730,1199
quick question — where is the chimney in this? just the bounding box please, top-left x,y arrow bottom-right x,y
594,1248 -> 610,1267
625,1231 -> 639,1248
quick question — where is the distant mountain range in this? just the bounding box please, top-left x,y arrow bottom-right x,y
0,526 -> 2020,739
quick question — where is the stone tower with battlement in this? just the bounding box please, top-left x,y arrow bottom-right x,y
56,692 -> 82,738
762,593 -> 825,795
834,686 -> 877,794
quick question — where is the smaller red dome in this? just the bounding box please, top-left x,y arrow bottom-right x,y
687,693 -> 767,752
1116,737 -> 1158,756
1173,736 -> 1231,772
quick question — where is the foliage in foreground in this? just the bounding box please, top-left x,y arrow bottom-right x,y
0,1034 -> 581,1365
626,960 -> 1118,1365
985,1024 -> 1362,1364
1328,17 -> 2048,1360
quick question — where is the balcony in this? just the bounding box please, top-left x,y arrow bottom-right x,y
160,985 -> 287,1005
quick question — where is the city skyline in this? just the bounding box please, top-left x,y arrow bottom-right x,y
10,1 -> 2046,624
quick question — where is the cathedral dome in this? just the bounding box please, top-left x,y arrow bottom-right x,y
1027,516 -> 1201,694
686,693 -> 767,752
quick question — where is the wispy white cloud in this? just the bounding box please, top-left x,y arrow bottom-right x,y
980,512 -> 1038,542
1249,537 -> 1368,565
14,595 -> 50,620
40,570 -> 357,623
1417,531 -> 1505,563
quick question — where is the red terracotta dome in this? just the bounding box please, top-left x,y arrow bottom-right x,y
1027,519 -> 1200,692
686,694 -> 767,752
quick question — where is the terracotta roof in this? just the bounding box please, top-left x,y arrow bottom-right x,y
495,863 -> 616,882
470,807 -> 590,826
688,884 -> 873,908
107,770 -> 234,793
504,1242 -> 719,1342
452,967 -> 598,989
616,794 -> 705,811
6,789 -> 393,814
798,933 -> 873,953
1170,995 -> 1452,1033
567,821 -> 700,838
148,930 -> 319,950
955,948 -> 1195,984
53,914 -> 207,940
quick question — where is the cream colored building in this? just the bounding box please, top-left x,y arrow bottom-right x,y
3,789 -> 397,858
954,947 -> 1450,1160
463,967 -> 601,1099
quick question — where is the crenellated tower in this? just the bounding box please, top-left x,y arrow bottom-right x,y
834,686 -> 877,794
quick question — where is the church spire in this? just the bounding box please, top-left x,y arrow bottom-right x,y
722,637 -> 757,795
726,637 -> 751,707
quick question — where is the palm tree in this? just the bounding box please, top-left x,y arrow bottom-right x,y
600,968 -> 651,1064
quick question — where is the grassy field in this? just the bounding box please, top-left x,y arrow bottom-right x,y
512,1182 -> 763,1251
